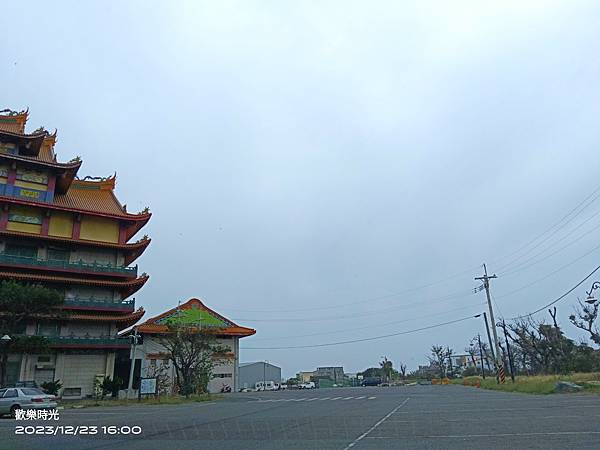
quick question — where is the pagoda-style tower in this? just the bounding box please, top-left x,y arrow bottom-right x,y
0,109 -> 150,398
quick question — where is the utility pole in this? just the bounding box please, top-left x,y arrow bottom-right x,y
477,334 -> 486,379
475,264 -> 503,380
500,319 -> 515,383
482,312 -> 499,383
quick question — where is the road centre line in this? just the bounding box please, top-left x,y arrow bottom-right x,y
343,397 -> 410,450
343,397 -> 354,400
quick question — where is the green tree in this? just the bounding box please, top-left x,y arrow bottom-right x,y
0,281 -> 63,387
160,323 -> 230,397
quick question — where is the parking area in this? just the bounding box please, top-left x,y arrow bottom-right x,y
1,385 -> 599,449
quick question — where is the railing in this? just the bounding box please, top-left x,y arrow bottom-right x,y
0,253 -> 137,276
63,296 -> 135,310
47,336 -> 130,346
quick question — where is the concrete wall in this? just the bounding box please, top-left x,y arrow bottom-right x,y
239,362 -> 282,389
16,350 -> 116,399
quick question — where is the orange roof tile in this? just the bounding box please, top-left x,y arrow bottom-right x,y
53,179 -> 129,217
136,298 -> 256,337
0,109 -> 28,134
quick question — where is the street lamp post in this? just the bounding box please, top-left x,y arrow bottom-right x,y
0,334 -> 12,388
127,328 -> 140,399
585,281 -> 600,304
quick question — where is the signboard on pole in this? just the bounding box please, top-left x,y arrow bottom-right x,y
139,377 -> 157,395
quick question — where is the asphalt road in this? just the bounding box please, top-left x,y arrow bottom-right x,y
1,385 -> 600,449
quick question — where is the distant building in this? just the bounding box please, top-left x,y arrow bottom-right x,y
239,362 -> 281,389
314,366 -> 344,383
297,371 -> 314,383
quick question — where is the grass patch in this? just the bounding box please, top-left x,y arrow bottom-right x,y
61,394 -> 219,409
457,373 -> 600,394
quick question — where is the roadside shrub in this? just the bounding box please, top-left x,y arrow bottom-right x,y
41,380 -> 62,396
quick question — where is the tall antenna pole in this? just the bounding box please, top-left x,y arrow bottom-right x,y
475,264 -> 503,379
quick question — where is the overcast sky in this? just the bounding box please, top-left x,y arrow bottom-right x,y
2,1 -> 600,377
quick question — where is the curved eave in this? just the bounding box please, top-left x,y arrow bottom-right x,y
0,229 -> 151,263
68,308 -> 145,330
125,213 -> 152,241
136,324 -> 256,337
0,195 -> 152,223
0,270 -> 150,297
0,130 -> 46,156
0,150 -> 81,177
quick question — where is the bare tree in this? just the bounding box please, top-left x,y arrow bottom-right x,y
398,363 -> 407,379
429,345 -> 452,378
569,300 -> 600,346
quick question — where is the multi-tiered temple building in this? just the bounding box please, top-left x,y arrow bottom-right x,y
0,109 -> 151,398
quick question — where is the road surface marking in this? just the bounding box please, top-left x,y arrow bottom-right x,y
319,397 -> 331,401
421,431 -> 600,438
343,397 -> 354,400
343,397 -> 410,450
307,398 -> 319,401
368,396 -> 376,399
356,396 -> 365,399
331,397 -> 342,400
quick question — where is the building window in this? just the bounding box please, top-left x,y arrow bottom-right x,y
62,388 -> 81,397
4,244 -> 38,258
213,373 -> 232,378
150,359 -> 156,368
37,322 -> 60,337
37,356 -> 51,363
48,248 -> 69,261
7,210 -> 43,225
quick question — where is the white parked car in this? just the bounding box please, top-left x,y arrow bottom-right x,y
0,388 -> 58,417
299,382 -> 316,389
255,381 -> 277,391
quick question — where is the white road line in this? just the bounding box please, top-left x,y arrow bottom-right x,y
319,397 -> 331,401
331,397 -> 342,400
343,397 -> 410,450
355,396 -> 365,400
306,398 -> 319,401
367,396 -> 376,400
422,431 -> 600,439
343,397 -> 354,400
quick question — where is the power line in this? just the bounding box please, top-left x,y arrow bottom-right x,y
249,301 -> 486,341
241,315 -> 478,350
222,181 -> 600,315
499,208 -> 600,277
219,268 -> 480,314
508,264 -> 600,320
496,239 -> 600,300
492,184 -> 600,273
231,289 -> 474,322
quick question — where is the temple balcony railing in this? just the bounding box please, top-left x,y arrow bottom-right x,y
63,296 -> 135,311
46,336 -> 130,347
0,253 -> 138,276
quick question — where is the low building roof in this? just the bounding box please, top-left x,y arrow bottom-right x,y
135,298 -> 256,337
